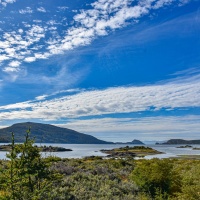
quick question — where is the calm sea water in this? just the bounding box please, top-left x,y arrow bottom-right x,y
0,143 -> 200,160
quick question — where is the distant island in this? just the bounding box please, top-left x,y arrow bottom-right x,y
101,146 -> 162,158
0,144 -> 72,152
176,145 -> 192,148
115,139 -> 144,145
156,139 -> 200,145
0,122 -> 113,144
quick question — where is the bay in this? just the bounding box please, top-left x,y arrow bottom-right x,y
0,143 -> 200,160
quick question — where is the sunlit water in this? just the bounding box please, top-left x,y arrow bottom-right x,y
0,143 -> 200,160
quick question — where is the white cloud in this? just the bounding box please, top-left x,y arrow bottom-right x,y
0,41 -> 10,49
18,29 -> 23,34
0,101 -> 32,110
35,95 -> 48,101
57,6 -> 68,11
26,25 -> 44,39
0,55 -> 9,62
179,0 -> 191,5
47,0 -> 190,57
3,60 -> 21,72
0,24 -> 46,67
34,53 -> 50,59
55,115 -> 200,141
0,73 -> 199,121
19,7 -> 33,14
0,0 -> 192,75
4,0 -> 16,3
24,57 -> 36,62
34,88 -> 83,101
46,20 -> 61,26
3,67 -> 19,72
9,60 -> 21,67
0,0 -> 16,7
153,0 -> 173,9
37,7 -> 46,13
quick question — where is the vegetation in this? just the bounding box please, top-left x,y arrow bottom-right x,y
101,146 -> 162,158
176,145 -> 192,148
47,158 -> 200,200
0,130 -> 61,200
176,155 -> 200,160
193,147 -> 200,150
0,144 -> 72,152
0,130 -> 199,199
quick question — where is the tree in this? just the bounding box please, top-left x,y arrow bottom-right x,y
1,129 -> 59,200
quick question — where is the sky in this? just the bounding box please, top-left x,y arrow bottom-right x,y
0,0 -> 200,142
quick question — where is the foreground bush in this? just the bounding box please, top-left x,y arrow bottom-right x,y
131,159 -> 181,198
50,158 -> 138,199
173,160 -> 200,200
132,159 -> 200,200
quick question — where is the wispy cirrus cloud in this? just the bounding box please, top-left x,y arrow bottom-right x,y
0,71 -> 199,121
0,0 -> 191,78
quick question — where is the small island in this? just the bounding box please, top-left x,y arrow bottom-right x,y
101,146 -> 163,158
173,145 -> 200,151
176,145 -> 192,148
0,144 -> 72,152
193,147 -> 200,150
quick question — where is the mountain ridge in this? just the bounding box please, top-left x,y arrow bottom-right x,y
0,122 -> 113,144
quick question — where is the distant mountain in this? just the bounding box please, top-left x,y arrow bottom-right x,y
116,139 -> 144,145
0,122 -> 112,144
161,139 -> 200,145
127,139 -> 144,144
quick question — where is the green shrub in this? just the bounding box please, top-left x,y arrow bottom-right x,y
131,159 -> 181,198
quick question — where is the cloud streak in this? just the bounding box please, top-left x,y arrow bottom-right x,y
0,72 -> 199,121
0,0 -> 191,77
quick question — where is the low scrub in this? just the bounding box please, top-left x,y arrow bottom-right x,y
0,130 -> 199,199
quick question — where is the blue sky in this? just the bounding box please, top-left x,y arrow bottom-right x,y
0,0 -> 200,142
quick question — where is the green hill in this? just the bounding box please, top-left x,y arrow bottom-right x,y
0,122 -> 112,144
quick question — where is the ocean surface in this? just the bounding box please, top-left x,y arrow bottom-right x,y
0,143 -> 200,160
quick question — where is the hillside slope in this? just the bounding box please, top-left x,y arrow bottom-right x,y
0,122 -> 112,144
